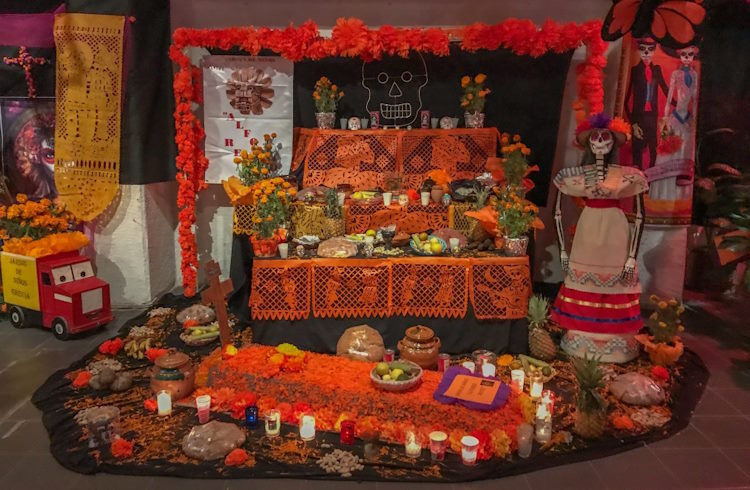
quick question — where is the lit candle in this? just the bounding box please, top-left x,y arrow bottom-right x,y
481,362 -> 496,378
299,414 -> 316,441
340,420 -> 355,445
460,435 -> 479,465
244,405 -> 258,429
404,430 -> 421,458
541,389 -> 556,415
535,403 -> 552,443
510,369 -> 525,392
516,423 -> 533,458
156,390 -> 172,416
530,371 -> 544,401
265,409 -> 280,437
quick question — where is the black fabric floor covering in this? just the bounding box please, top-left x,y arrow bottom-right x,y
32,293 -> 709,482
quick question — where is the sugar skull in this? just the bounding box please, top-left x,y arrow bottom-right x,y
361,53 -> 428,128
589,128 -> 614,157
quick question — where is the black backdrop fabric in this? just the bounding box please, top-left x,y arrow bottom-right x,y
292,46 -> 574,205
0,0 -> 176,185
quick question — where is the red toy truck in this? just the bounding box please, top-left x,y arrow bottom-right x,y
1,251 -> 112,340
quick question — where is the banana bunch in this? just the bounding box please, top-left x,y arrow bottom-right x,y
124,337 -> 153,359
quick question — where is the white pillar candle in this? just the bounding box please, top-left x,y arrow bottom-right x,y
156,390 -> 172,416
481,362 -> 496,378
420,191 -> 430,206
530,371 -> 544,401
462,361 -> 475,373
299,414 -> 316,441
382,192 -> 393,206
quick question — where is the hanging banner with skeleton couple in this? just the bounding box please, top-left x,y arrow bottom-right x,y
616,35 -> 700,225
202,55 -> 293,183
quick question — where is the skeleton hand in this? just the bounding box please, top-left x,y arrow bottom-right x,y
622,257 -> 637,282
560,251 -> 569,273
633,124 -> 644,139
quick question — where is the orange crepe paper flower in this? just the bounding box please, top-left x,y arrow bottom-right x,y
111,438 -> 134,459
612,414 -> 635,431
98,338 -> 124,356
145,348 -> 169,363
225,448 -> 249,466
143,398 -> 158,412
72,370 -> 92,388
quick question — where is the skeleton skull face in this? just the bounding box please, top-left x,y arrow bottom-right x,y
362,53 -> 428,127
589,129 -> 614,157
678,47 -> 697,66
637,41 -> 656,64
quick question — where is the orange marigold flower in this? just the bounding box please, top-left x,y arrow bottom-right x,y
474,73 -> 487,84
460,75 -> 470,87
16,194 -> 27,204
111,438 -> 134,459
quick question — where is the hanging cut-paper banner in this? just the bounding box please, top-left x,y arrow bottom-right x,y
202,55 -> 293,183
53,13 -> 123,221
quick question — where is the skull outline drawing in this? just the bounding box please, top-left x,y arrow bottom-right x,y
361,53 -> 428,128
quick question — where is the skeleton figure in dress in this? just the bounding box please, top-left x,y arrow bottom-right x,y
551,114 -> 648,363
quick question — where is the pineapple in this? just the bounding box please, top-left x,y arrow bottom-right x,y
572,355 -> 608,439
527,295 -> 557,361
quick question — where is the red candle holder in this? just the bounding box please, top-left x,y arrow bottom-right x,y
340,420 -> 355,445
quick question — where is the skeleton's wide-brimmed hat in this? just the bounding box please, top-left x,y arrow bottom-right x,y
575,112 -> 630,147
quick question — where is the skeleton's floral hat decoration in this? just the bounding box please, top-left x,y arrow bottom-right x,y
575,112 -> 631,147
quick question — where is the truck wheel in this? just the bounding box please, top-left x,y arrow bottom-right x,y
51,318 -> 70,340
9,306 -> 25,329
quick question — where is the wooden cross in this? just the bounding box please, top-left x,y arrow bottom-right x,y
201,260 -> 234,348
3,46 -> 48,99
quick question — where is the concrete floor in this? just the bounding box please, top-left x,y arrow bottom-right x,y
0,298 -> 749,490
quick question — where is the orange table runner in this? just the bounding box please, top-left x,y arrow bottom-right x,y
250,256 -> 530,321
294,128 -> 500,190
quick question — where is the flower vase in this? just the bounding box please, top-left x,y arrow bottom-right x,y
464,112 -> 485,128
315,112 -> 335,129
503,235 -> 529,257
251,236 -> 280,257
634,334 -> 684,366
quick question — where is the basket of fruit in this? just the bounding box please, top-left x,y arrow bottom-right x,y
516,354 -> 556,383
180,321 -> 221,347
410,233 -> 447,256
370,360 -> 423,392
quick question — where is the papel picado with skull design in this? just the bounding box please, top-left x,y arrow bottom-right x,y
551,113 -> 649,363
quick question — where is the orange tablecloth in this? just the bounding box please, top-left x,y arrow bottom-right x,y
293,128 -> 500,190
250,256 -> 530,321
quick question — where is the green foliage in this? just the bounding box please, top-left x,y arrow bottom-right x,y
646,294 -> 686,344
324,188 -> 342,219
496,187 -> 539,239
460,74 -> 489,114
526,295 -> 550,329
313,77 -> 343,113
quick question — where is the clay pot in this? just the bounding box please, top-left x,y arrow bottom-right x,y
151,349 -> 195,400
431,185 -> 444,204
397,325 -> 441,370
635,335 -> 684,366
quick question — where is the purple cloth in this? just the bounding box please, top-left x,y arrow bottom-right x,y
0,5 -> 64,48
433,366 -> 510,411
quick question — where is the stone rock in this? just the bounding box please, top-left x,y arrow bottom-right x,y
99,368 -> 116,386
110,372 -> 133,392
336,325 -> 384,362
176,304 -> 216,325
182,421 -> 246,461
88,375 -> 108,390
609,372 -> 665,406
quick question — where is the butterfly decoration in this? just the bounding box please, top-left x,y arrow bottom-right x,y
602,0 -> 706,49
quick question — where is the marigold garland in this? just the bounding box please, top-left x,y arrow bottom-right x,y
170,18 -> 606,295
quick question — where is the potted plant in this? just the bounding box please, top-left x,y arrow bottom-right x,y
460,74 -> 490,128
313,77 -> 343,129
248,177 -> 296,256
496,187 -> 539,256
572,355 -> 607,439
635,295 -> 686,366
323,188 -> 345,238
527,295 -> 557,361
234,133 -> 282,187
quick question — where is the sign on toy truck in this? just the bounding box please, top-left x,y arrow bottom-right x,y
1,251 -> 112,339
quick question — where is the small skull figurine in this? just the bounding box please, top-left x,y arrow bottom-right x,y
347,117 -> 361,130
589,128 -> 614,157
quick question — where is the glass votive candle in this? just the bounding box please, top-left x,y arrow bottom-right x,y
265,409 -> 280,437
541,389 -> 556,415
362,429 -> 380,461
244,405 -> 258,429
337,191 -> 346,206
194,394 -> 210,423
510,369 -> 525,392
460,435 -> 479,465
404,430 -> 422,458
383,349 -> 395,362
420,191 -> 430,206
462,361 -> 476,373
340,420 -> 355,445
382,192 -> 393,207
278,242 -> 289,259
157,390 -> 172,416
299,413 -> 316,441
481,362 -> 496,378
437,353 -> 451,373
530,371 -> 544,401
535,403 -> 552,444
517,423 -> 534,458
429,431 -> 447,461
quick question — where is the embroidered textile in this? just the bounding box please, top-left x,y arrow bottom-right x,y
53,13 -> 124,220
